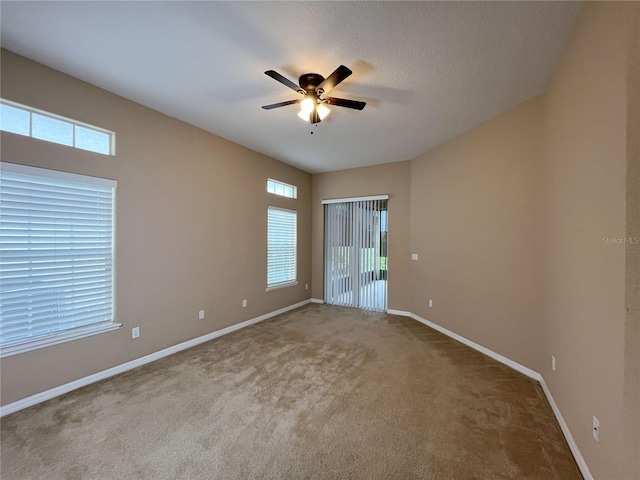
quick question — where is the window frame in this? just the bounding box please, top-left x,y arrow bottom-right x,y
0,99 -> 115,156
267,178 -> 297,199
266,206 -> 298,291
0,162 -> 120,358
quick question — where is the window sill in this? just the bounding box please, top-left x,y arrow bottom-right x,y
0,322 -> 122,359
266,281 -> 299,292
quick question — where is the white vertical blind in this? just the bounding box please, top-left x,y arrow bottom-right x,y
267,206 -> 297,289
324,198 -> 388,311
0,163 -> 117,355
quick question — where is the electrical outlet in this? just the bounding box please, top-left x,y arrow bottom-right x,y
552,355 -> 556,371
131,327 -> 140,339
305,283 -> 309,290
199,310 -> 205,320
428,299 -> 433,308
412,253 -> 419,261
593,416 -> 599,441
242,299 -> 247,308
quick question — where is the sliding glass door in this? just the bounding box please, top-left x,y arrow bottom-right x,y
324,197 -> 388,311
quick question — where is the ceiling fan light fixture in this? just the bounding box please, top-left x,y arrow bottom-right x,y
297,104 -> 330,123
297,109 -> 311,122
300,97 -> 315,114
317,103 -> 330,120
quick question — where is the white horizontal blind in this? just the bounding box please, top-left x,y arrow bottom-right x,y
267,206 -> 297,289
0,163 -> 117,351
324,199 -> 388,311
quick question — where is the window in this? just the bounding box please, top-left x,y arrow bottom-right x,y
267,179 -> 297,199
0,163 -> 119,357
0,99 -> 114,156
267,207 -> 297,290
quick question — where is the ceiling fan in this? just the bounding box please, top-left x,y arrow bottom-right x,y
261,65 -> 366,124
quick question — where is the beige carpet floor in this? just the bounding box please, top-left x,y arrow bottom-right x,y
1,304 -> 582,479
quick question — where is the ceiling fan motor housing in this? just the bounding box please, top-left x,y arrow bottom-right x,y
299,73 -> 325,93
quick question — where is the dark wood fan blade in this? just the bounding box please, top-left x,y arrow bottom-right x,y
317,65 -> 352,94
323,97 -> 366,110
261,99 -> 301,110
265,70 -> 304,94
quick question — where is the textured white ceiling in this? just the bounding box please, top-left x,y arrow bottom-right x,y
0,1 -> 581,173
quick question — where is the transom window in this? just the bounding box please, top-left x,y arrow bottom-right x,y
0,162 -> 120,357
267,179 -> 297,199
0,99 -> 114,156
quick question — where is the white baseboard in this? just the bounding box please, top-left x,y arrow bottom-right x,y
310,298 -> 324,304
387,308 -> 413,317
388,309 -> 590,480
539,377 -> 593,480
0,299 -> 312,417
410,312 -> 541,381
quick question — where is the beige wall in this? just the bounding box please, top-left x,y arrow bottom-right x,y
541,3 -> 639,478
311,162 -> 411,311
0,50 -> 312,406
409,96 -> 545,372
625,0 -> 640,474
